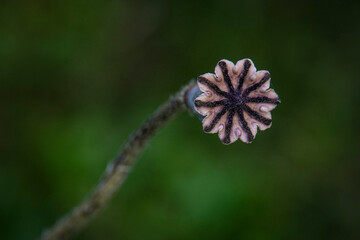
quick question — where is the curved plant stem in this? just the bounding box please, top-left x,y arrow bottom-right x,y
41,81 -> 196,240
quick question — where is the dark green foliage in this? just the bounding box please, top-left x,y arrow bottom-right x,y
1,0 -> 359,239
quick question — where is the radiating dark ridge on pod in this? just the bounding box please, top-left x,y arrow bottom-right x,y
203,107 -> 227,133
195,100 -> 227,108
246,97 -> 280,105
197,76 -> 229,98
237,109 -> 254,143
243,72 -> 271,97
218,61 -> 234,93
243,104 -> 272,126
223,109 -> 235,144
237,59 -> 251,92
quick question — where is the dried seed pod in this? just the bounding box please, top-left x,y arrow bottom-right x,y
194,59 -> 280,144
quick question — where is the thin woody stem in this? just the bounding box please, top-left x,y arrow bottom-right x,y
41,81 -> 197,240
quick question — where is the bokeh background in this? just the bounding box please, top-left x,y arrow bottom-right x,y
1,0 -> 360,239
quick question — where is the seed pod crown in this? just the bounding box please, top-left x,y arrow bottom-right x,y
194,59 -> 280,144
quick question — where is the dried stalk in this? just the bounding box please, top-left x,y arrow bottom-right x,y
41,81 -> 197,240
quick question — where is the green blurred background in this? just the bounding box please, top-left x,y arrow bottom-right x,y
1,0 -> 360,239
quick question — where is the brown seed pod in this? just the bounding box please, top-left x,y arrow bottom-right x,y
194,59 -> 280,144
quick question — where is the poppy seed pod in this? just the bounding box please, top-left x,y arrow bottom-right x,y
189,59 -> 280,145
43,59 -> 281,239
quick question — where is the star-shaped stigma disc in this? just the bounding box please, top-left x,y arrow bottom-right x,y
194,59 -> 280,144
